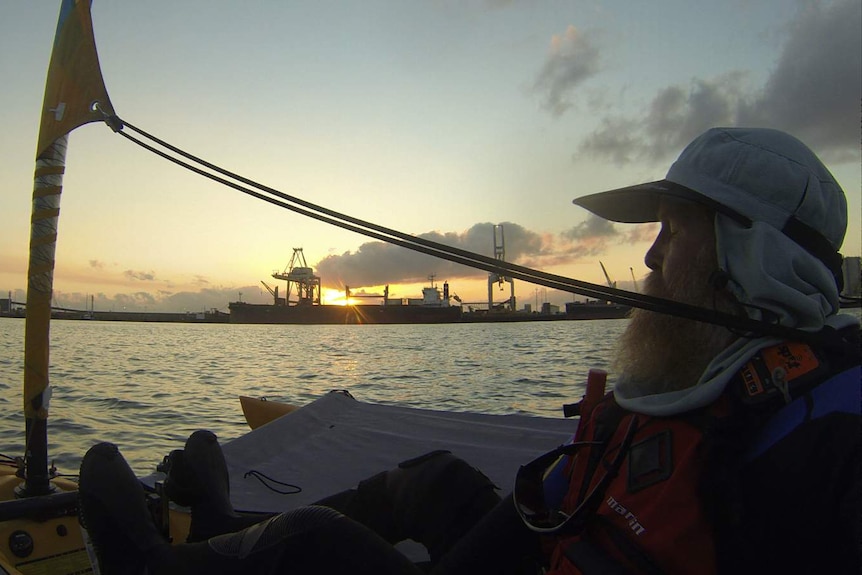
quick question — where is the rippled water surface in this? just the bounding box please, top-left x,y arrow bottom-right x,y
0,318 -> 627,475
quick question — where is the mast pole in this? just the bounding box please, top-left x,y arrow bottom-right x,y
18,0 -> 116,497
19,136 -> 69,496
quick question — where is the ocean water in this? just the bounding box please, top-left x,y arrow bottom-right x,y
0,318 -> 627,476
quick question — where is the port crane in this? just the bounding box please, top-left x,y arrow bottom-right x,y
601,263 -> 640,292
488,224 -> 515,311
260,281 -> 283,305
272,248 -> 321,306
599,261 -> 617,289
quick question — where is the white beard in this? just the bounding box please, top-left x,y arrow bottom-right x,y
613,249 -> 737,396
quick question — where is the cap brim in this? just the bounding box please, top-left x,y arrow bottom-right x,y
572,180 -> 750,226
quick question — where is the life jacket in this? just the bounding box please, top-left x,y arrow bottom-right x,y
539,337 -> 862,575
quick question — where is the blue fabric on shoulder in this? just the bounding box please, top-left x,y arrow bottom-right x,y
746,366 -> 861,461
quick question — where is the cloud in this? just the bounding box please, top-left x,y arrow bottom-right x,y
109,291 -> 156,309
159,287 -> 255,311
89,260 -> 105,269
123,270 -> 156,281
642,74 -> 751,157
562,214 -> 617,240
568,0 -> 860,163
52,285 -> 272,313
532,25 -> 603,117
558,215 -> 622,258
315,222 -> 538,288
738,0 -> 861,158
624,223 -> 659,245
576,74 -> 754,164
313,218 -> 656,289
554,215 -> 657,261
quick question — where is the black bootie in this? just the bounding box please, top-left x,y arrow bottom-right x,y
163,430 -> 271,541
78,442 -> 173,574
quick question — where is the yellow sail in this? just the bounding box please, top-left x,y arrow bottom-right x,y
23,0 -> 114,495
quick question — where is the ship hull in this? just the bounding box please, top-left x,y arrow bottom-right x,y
564,302 -> 631,320
228,302 -> 462,324
228,301 -> 630,324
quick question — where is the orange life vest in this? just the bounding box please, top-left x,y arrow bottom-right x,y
540,339 -> 857,575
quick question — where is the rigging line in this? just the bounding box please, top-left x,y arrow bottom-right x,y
112,130 -> 717,314
112,123 -> 825,343
113,121 -> 730,314
108,118 -> 829,345
113,121 -> 637,301
115,118 -> 676,307
113,130 -> 613,298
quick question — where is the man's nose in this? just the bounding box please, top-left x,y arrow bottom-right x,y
644,231 -> 664,271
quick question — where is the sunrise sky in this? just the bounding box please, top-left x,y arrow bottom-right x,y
1,1 -> 859,312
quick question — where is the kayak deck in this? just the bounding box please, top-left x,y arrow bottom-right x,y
146,390 -> 575,514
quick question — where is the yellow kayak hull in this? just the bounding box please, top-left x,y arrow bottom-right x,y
239,396 -> 299,430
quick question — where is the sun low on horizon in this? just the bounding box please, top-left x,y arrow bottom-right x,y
320,288 -> 350,306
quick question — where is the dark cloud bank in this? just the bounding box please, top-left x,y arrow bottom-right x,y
315,220 -> 650,291
564,0 -> 860,164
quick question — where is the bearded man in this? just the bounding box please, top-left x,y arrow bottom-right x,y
560,127 -> 860,574
78,128 -> 860,575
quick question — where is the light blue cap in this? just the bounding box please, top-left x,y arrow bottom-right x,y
573,127 -> 847,276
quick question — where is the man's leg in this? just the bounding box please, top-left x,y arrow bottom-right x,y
429,493 -> 544,575
316,450 -> 501,563
79,442 -> 423,575
166,432 -> 501,563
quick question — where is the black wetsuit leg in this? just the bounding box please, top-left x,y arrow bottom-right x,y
316,450 -> 501,563
429,494 -> 543,575
153,506 -> 425,575
156,496 -> 541,575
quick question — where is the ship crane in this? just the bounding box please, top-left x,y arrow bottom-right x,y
272,248 -> 321,306
599,261 -> 617,289
260,281 -> 282,305
488,224 -> 515,311
630,267 -> 639,292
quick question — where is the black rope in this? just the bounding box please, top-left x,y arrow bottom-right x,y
99,113 -> 843,346
114,119 -> 633,304
243,470 -> 302,495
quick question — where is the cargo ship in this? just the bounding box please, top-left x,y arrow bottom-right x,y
228,249 -> 462,324
228,297 -> 462,324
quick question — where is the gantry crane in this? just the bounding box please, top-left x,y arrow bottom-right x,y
488,224 -> 515,311
272,248 -> 321,306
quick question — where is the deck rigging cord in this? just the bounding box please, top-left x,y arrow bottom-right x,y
96,110 -> 844,347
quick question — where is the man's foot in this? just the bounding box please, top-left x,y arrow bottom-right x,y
164,430 -> 270,541
78,442 -> 169,574
164,431 -> 232,515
